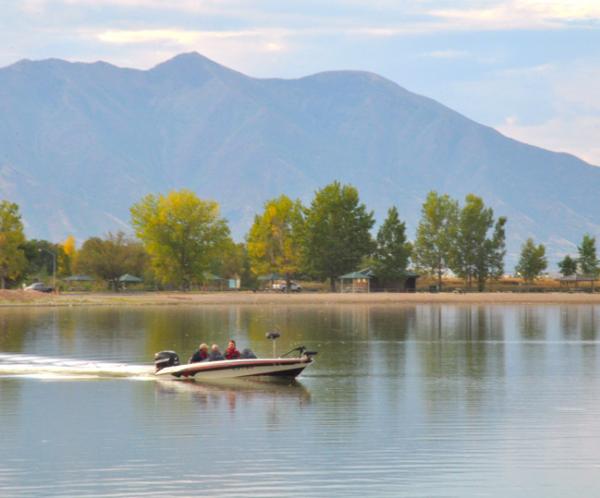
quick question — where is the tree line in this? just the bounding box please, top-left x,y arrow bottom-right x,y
0,183 -> 598,291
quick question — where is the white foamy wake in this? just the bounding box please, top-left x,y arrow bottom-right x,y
0,353 -> 154,380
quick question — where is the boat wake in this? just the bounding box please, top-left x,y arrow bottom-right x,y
0,353 -> 154,380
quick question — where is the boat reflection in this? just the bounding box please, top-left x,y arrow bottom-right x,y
154,377 -> 311,411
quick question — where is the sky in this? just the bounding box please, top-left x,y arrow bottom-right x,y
1,0 -> 599,165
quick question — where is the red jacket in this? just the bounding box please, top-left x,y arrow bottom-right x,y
225,346 -> 241,360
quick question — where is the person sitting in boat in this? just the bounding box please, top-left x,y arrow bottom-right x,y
189,343 -> 209,363
208,344 -> 225,361
225,339 -> 241,360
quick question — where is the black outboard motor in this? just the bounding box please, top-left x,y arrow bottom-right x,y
154,351 -> 180,372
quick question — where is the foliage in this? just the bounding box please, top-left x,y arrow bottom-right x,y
515,238 -> 547,283
413,192 -> 458,290
130,190 -> 230,289
247,195 -> 304,287
61,235 -> 77,275
450,194 -> 507,291
76,232 -> 147,290
558,255 -> 577,277
22,239 -> 68,284
0,201 -> 27,288
211,239 -> 245,278
373,206 -> 412,284
577,234 -> 599,278
302,182 -> 374,290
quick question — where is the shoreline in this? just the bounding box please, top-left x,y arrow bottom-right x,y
2,290 -> 600,307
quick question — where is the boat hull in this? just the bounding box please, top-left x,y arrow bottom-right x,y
155,357 -> 312,380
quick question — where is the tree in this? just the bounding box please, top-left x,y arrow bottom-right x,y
558,255 -> 577,277
578,234 -> 599,290
61,235 -> 76,275
0,201 -> 27,289
303,182 -> 375,291
373,206 -> 412,286
22,239 -> 67,281
130,190 -> 230,290
247,195 -> 304,290
413,192 -> 458,290
515,238 -> 547,286
76,232 -> 147,290
450,194 -> 507,291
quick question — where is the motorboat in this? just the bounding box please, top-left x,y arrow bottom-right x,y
154,333 -> 317,381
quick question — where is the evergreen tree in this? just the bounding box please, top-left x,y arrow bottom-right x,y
413,192 -> 459,290
303,182 -> 374,291
373,206 -> 412,286
515,238 -> 547,285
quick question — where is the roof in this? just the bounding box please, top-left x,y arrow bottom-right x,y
257,273 -> 283,281
558,275 -> 597,282
339,269 -> 374,280
339,268 -> 420,279
203,272 -> 225,281
63,274 -> 94,282
119,273 -> 143,283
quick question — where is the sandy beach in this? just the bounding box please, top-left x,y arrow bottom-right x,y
2,290 -> 600,307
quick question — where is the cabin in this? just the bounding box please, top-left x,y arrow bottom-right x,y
338,268 -> 419,293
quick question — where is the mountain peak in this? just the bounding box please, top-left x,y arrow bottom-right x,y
149,51 -> 244,81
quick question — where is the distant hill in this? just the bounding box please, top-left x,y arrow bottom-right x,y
1,52 -> 599,265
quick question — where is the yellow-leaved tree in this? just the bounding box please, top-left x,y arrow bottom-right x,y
247,195 -> 304,291
61,235 -> 76,275
130,190 -> 230,290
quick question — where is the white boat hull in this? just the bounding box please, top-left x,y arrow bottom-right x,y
155,357 -> 312,380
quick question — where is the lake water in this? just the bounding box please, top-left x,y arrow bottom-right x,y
1,304 -> 600,497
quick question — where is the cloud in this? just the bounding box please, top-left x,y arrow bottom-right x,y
97,29 -> 262,45
419,49 -> 470,59
429,0 -> 600,31
498,115 -> 600,166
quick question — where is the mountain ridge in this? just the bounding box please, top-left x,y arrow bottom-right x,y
0,52 -> 598,265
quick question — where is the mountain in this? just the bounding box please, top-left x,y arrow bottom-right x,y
1,52 -> 599,265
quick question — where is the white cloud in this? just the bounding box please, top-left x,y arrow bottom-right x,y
430,0 -> 600,30
97,29 -> 263,45
498,115 -> 600,166
419,49 -> 470,59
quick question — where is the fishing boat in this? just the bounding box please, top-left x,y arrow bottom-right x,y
154,332 -> 317,380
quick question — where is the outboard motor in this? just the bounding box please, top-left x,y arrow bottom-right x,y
154,351 -> 180,372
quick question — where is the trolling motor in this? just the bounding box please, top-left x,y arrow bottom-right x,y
266,331 -> 280,357
154,351 -> 180,372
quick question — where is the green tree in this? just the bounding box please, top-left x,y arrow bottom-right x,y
130,189 -> 230,290
22,239 -> 68,283
0,201 -> 27,288
450,194 -> 507,291
413,192 -> 459,290
76,232 -> 148,290
578,234 -> 599,276
247,195 -> 304,290
515,238 -> 548,285
558,254 -> 577,277
303,182 -> 375,291
373,206 -> 412,285
578,234 -> 599,290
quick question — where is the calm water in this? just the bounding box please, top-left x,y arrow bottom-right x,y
1,304 -> 600,497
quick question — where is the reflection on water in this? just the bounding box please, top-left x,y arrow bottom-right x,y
1,304 -> 600,497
